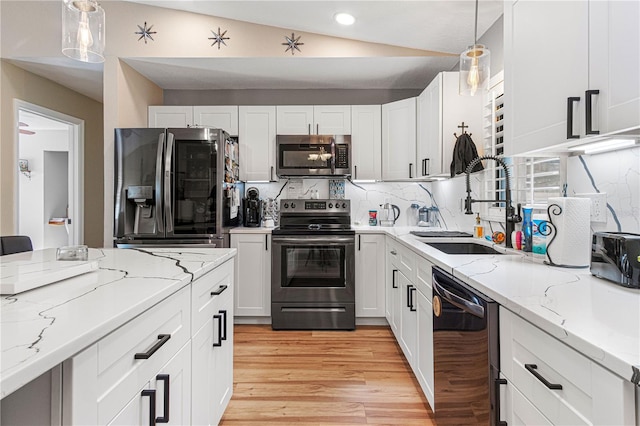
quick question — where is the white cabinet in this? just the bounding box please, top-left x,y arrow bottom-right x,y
500,307 -> 636,425
382,97 -> 417,180
191,259 -> 234,426
231,233 -> 271,317
351,105 -> 382,181
398,270 -> 417,366
276,105 -> 351,135
505,0 -> 640,155
148,105 -> 239,135
416,71 -> 483,177
238,106 -> 277,182
355,233 -> 386,317
414,259 -> 434,409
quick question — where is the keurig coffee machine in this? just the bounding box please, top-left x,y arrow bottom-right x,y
243,187 -> 262,227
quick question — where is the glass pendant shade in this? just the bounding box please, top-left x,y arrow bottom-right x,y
62,0 -> 105,63
459,44 -> 490,96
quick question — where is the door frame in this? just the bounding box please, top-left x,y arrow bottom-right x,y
13,99 -> 85,245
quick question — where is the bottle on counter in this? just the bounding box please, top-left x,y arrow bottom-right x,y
368,210 -> 378,226
474,213 -> 484,238
522,206 -> 533,252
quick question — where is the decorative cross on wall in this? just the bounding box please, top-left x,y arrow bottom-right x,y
457,122 -> 469,134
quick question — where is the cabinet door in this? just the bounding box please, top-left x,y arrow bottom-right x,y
415,287 -> 434,410
505,0 -> 588,155
355,233 -> 385,317
314,105 -> 351,134
231,233 -> 271,316
589,0 -> 640,135
351,105 -> 382,180
382,97 -> 417,180
398,273 -> 417,366
386,246 -> 401,337
194,106 -> 239,135
276,106 -> 314,134
148,106 -> 193,127
416,78 -> 442,176
238,106 -> 277,182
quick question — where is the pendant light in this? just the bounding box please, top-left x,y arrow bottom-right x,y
62,0 -> 105,63
459,0 -> 490,96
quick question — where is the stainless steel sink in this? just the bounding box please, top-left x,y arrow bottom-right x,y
423,241 -> 505,255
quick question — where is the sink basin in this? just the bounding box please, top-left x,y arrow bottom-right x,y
423,241 -> 505,255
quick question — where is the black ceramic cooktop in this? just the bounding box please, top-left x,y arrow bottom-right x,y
410,230 -> 473,238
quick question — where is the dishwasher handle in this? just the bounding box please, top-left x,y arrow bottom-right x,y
433,274 -> 485,318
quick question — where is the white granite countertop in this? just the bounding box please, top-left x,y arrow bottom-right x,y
230,226 -> 273,234
0,247 -> 236,399
364,225 -> 640,384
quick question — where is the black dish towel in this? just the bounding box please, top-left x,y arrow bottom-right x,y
450,133 -> 484,177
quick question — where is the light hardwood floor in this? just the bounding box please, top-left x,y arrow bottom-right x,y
220,324 -> 435,425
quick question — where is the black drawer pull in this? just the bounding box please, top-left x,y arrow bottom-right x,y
211,284 -> 228,296
141,389 -> 157,426
495,378 -> 508,426
566,97 -> 581,139
585,89 -> 600,135
409,286 -> 417,311
213,314 -> 223,347
156,374 -> 170,423
524,364 -> 563,390
135,334 -> 171,360
220,309 -> 228,341
392,269 -> 398,289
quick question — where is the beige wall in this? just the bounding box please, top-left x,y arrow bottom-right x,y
103,58 -> 163,247
0,60 -> 104,247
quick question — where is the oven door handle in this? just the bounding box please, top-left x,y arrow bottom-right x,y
433,277 -> 485,318
272,236 -> 355,244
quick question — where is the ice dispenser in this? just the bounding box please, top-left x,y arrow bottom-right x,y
126,185 -> 155,234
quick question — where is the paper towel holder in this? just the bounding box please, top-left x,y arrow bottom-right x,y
542,203 -> 589,268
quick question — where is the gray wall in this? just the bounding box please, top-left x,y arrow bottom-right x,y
450,14 -> 504,77
163,89 -> 422,106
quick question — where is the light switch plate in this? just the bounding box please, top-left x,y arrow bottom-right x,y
575,193 -> 607,223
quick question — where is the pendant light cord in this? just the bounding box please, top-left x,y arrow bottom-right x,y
473,0 -> 479,45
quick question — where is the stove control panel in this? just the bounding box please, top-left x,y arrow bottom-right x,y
280,199 -> 350,213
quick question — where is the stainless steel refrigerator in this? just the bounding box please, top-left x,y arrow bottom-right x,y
114,127 -> 241,248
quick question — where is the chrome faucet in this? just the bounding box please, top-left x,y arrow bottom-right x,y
464,155 -> 521,248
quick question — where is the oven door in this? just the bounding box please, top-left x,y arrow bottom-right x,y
271,234 -> 355,303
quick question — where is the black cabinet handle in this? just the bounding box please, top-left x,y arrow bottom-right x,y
524,364 -> 563,390
495,378 -> 508,426
409,163 -> 413,179
265,234 -> 269,251
135,334 -> 171,360
358,235 -> 361,251
220,309 -> 228,341
354,165 -> 358,180
211,284 -> 228,296
566,97 -> 581,139
425,158 -> 430,176
308,124 -> 311,135
410,286 -> 417,311
392,269 -> 398,289
156,374 -> 170,423
141,389 -> 157,426
585,89 -> 600,135
213,314 -> 223,347
316,123 -> 319,135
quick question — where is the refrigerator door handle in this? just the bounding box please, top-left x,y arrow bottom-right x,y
155,133 -> 165,234
164,132 -> 175,233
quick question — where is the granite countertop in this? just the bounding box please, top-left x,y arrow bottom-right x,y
0,247 -> 236,399
367,226 -> 639,384
230,226 -> 273,234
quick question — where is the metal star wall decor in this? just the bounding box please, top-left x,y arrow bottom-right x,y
208,27 -> 230,49
282,32 -> 304,55
135,22 -> 157,44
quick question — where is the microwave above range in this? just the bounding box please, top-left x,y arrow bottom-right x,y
276,134 -> 351,178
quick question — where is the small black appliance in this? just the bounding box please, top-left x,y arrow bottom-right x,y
243,187 -> 262,227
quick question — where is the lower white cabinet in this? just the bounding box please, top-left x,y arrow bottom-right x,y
398,271 -> 417,366
500,307 -> 635,425
355,233 -> 385,317
231,233 -> 271,316
414,259 -> 434,409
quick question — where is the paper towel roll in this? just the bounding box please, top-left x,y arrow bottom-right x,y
545,197 -> 591,267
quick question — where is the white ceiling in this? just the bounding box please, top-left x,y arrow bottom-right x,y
7,1 -> 504,102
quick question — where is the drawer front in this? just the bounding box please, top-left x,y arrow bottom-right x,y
387,238 -> 415,281
191,259 -> 234,333
414,256 -> 432,297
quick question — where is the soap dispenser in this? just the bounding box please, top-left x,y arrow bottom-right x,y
474,213 -> 484,238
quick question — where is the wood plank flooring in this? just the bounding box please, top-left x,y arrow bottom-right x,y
220,324 -> 435,425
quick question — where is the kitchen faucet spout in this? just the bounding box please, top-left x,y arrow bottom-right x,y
464,155 -> 521,248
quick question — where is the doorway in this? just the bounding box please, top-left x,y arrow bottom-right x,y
14,100 -> 84,250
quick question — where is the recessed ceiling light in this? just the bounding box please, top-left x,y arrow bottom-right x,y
334,12 -> 355,26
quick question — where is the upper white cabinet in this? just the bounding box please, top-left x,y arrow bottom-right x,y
417,72 -> 483,177
351,105 -> 382,181
355,233 -> 386,317
276,105 -> 351,135
148,106 -> 239,135
382,97 -> 417,180
231,233 -> 271,317
238,106 -> 277,182
505,0 -> 640,155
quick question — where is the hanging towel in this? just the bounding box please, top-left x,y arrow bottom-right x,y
450,133 -> 484,177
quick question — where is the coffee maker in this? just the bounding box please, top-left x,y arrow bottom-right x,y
243,187 -> 262,227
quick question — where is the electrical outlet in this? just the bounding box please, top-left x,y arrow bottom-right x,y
575,193 -> 607,223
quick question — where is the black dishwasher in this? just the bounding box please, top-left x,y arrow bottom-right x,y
432,266 -> 502,425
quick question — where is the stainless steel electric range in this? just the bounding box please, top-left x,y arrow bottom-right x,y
271,199 -> 355,330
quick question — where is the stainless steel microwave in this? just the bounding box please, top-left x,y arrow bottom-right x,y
276,134 -> 351,178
